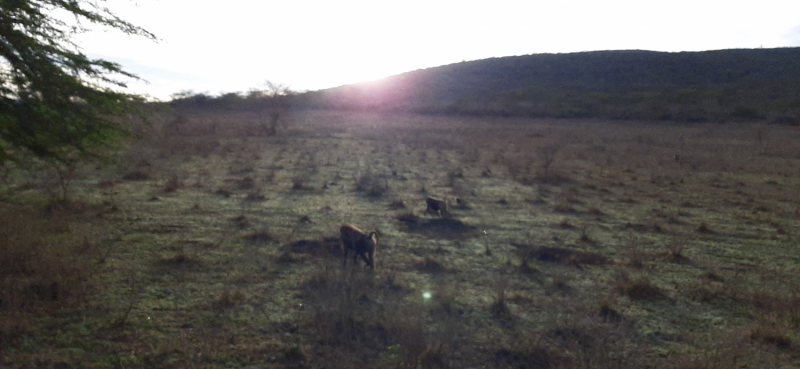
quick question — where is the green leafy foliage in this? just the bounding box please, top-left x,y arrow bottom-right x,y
0,0 -> 156,165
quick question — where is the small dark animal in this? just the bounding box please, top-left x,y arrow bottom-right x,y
426,196 -> 451,217
340,224 -> 377,269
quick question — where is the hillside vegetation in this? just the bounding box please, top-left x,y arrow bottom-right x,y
295,48 -> 800,122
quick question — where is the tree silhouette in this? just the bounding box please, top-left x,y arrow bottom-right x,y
0,0 -> 156,167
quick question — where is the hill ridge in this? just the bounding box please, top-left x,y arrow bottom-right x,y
295,48 -> 800,122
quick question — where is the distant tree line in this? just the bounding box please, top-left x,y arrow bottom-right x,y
169,81 -> 295,111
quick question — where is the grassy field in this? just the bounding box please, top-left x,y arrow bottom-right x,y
1,109 -> 799,368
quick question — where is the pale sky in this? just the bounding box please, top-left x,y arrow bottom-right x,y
73,0 -> 800,101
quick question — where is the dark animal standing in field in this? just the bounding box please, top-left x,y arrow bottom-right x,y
340,224 -> 377,269
426,196 -> 451,217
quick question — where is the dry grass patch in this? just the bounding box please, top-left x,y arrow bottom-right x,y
415,256 -> 448,274
613,270 -> 666,301
355,170 -> 389,197
286,238 -> 342,258
586,206 -> 605,216
121,170 -> 150,181
513,244 -> 610,267
696,221 -> 713,233
750,324 -> 793,350
618,222 -> 664,233
0,204 -> 105,348
397,210 -> 478,240
556,218 -> 576,229
244,230 -> 277,243
300,265 -> 444,367
492,347 -> 566,369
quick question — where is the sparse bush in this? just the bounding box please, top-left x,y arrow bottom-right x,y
730,106 -> 763,120
492,347 -> 564,369
625,249 -> 648,269
750,325 -> 792,350
416,256 -> 447,274
245,231 -> 275,243
551,275 -> 572,294
516,244 -> 609,267
276,250 -> 300,264
490,279 -> 509,317
578,227 -> 593,243
538,144 -> 562,174
172,245 -> 188,263
214,188 -> 232,197
291,174 -> 310,190
212,290 -> 246,312
237,176 -> 256,190
244,191 -> 267,202
163,172 -> 182,192
525,197 -> 547,205
667,244 -> 689,262
0,204 -> 102,345
613,270 -> 664,301
586,207 -> 604,216
701,272 -> 725,283
122,170 -> 150,181
553,202 -> 577,213
557,218 -> 576,229
282,345 -> 306,362
232,215 -> 249,229
355,170 -> 389,197
519,255 -> 539,274
697,221 -> 712,233
598,295 -> 623,323
396,211 -> 420,226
